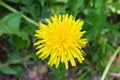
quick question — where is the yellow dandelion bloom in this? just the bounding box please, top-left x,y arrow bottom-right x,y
34,14 -> 87,70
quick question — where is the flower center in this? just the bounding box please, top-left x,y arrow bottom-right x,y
56,28 -> 72,49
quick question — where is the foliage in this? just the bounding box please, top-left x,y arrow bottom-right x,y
0,0 -> 120,80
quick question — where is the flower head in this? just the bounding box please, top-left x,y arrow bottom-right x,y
34,14 -> 87,70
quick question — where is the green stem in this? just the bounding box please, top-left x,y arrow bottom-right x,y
0,55 -> 32,68
0,1 -> 39,27
21,14 -> 39,27
101,46 -> 120,80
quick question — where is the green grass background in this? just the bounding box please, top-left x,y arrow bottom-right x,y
0,0 -> 120,80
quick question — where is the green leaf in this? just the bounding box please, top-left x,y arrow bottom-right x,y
76,0 -> 84,9
0,65 -> 17,75
0,13 -> 21,35
50,0 -> 68,4
21,25 -> 35,36
8,0 -> 33,5
95,0 -> 103,8
107,22 -> 120,38
40,0 -> 45,7
56,0 -> 68,3
9,35 -> 29,49
21,4 -> 40,19
84,13 -> 106,41
6,50 -> 20,63
1,13 -> 21,31
0,23 -> 9,36
50,63 -> 66,80
0,13 -> 30,48
51,5 -> 63,14
8,0 -> 22,3
15,31 -> 29,40
104,43 -> 115,52
66,0 -> 84,16
22,0 -> 33,6
111,63 -> 120,72
112,2 -> 120,10
13,65 -> 25,77
105,0 -> 113,4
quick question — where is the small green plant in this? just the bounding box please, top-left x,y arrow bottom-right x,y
0,0 -> 120,80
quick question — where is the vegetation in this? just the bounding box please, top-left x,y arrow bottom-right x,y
0,0 -> 120,80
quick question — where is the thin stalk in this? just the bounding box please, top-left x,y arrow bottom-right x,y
0,55 -> 32,68
0,1 -> 39,27
21,14 -> 39,27
101,46 -> 120,80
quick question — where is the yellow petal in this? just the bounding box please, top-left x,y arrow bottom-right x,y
34,40 -> 44,46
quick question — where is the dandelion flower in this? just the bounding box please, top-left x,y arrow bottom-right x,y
34,14 -> 87,70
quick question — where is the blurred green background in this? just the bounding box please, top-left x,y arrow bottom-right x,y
0,0 -> 120,80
